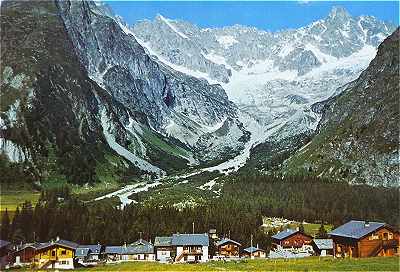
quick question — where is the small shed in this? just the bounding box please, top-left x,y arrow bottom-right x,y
312,239 -> 333,256
243,246 -> 266,258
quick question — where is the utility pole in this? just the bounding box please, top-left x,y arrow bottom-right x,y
139,231 -> 143,240
250,234 -> 254,260
228,230 -> 231,239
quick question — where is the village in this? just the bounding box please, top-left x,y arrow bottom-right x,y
0,219 -> 398,270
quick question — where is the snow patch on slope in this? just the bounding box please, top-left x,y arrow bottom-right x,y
101,109 -> 165,176
158,14 -> 189,39
0,138 -> 26,162
95,181 -> 162,208
216,35 -> 239,48
119,21 -> 219,84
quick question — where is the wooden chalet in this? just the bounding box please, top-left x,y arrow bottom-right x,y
312,239 -> 333,256
243,246 -> 266,258
11,243 -> 40,267
271,229 -> 313,251
33,238 -> 78,269
329,220 -> 400,258
215,238 -> 241,258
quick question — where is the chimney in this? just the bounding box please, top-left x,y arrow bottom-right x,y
56,236 -> 60,241
296,227 -> 299,231
256,244 -> 259,249
365,221 -> 370,227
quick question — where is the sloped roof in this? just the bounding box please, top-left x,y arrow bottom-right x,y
75,247 -> 90,257
78,244 -> 102,254
36,239 -> 79,250
0,240 -> 11,249
130,239 -> 152,247
216,238 -> 241,247
171,234 -> 209,246
328,220 -> 386,239
313,239 -> 333,250
244,246 -> 265,253
154,236 -> 172,247
105,246 -> 126,255
271,229 -> 298,240
105,244 -> 154,255
130,240 -> 154,254
13,242 -> 42,253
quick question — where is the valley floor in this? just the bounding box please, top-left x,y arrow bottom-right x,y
77,257 -> 400,271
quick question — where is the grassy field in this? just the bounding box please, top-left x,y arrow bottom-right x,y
0,191 -> 40,214
79,257 -> 400,271
289,223 -> 333,237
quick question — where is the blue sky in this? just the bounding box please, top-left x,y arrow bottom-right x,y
106,1 -> 399,31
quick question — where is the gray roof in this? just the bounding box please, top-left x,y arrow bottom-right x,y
154,236 -> 172,247
313,239 -> 333,250
130,239 -> 152,247
105,243 -> 154,255
0,240 -> 11,249
75,245 -> 102,257
105,246 -> 127,255
37,239 -> 79,250
216,238 -> 241,247
244,246 -> 265,253
78,244 -> 102,254
75,248 -> 90,257
171,234 -> 209,246
130,239 -> 154,254
271,229 -> 298,240
14,243 -> 42,253
328,220 -> 386,239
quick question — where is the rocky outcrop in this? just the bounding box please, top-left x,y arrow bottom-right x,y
283,28 -> 400,187
57,0 -> 237,143
0,0 -> 243,185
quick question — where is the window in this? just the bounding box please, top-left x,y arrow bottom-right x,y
52,251 -> 56,256
61,250 -> 67,255
383,233 -> 388,240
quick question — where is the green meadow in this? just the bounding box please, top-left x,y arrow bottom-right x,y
78,256 -> 399,271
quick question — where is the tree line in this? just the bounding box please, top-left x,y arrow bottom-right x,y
1,174 -> 398,251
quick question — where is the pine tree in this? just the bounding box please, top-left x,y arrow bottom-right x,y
298,223 -> 305,233
316,223 -> 328,238
0,208 -> 10,240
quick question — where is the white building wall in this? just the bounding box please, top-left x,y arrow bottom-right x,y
156,250 -> 171,262
176,246 -> 183,258
54,258 -> 74,269
201,246 -> 209,262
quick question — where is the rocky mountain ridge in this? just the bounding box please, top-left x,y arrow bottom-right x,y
283,28 -> 399,186
131,6 -> 397,179
0,1 -> 398,187
0,0 -> 245,184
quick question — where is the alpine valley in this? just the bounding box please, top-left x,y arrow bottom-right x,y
0,0 -> 399,210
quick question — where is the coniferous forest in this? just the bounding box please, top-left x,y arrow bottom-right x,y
1,175 -> 398,251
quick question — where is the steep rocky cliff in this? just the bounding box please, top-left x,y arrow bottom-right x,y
283,28 -> 400,187
0,0 -> 241,185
